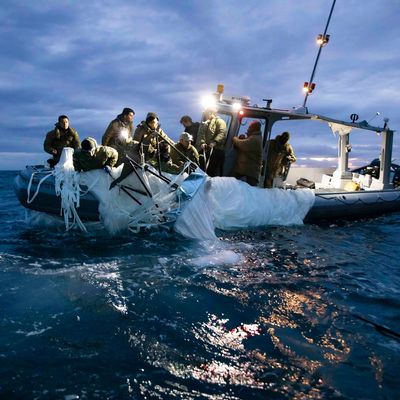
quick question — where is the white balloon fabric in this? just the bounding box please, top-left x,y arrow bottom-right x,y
207,177 -> 315,230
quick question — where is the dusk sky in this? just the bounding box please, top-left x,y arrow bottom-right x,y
1,0 -> 399,170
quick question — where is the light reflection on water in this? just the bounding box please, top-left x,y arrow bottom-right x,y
1,172 -> 400,399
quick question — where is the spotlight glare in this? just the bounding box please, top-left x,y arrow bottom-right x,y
201,95 -> 217,110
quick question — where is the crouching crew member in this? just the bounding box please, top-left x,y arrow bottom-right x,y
170,132 -> 199,167
232,120 -> 263,186
196,107 -> 227,176
73,137 -> 118,172
44,115 -> 81,167
101,107 -> 135,165
133,112 -> 174,162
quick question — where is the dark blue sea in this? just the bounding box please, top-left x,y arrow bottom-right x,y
1,170 -> 399,399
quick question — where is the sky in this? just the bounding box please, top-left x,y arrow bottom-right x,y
0,0 -> 399,170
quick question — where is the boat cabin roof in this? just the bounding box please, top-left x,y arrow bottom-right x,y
214,99 -> 390,135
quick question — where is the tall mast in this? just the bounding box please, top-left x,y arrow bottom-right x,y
302,0 -> 337,109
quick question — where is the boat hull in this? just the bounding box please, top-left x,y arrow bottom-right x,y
14,166 -> 400,226
14,166 -> 100,221
305,189 -> 400,222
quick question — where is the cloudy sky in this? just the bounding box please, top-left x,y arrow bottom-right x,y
1,0 -> 399,170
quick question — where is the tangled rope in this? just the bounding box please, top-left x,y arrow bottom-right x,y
53,162 -> 87,232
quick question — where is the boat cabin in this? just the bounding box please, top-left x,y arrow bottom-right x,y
202,85 -> 396,192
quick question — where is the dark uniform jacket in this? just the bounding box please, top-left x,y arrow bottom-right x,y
196,117 -> 227,150
44,123 -> 81,163
73,144 -> 118,172
170,142 -> 199,166
184,122 -> 201,147
232,132 -> 262,180
133,121 -> 173,160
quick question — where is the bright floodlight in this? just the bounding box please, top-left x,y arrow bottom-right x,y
201,95 -> 217,110
231,102 -> 241,111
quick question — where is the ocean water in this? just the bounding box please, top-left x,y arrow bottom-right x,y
1,170 -> 400,400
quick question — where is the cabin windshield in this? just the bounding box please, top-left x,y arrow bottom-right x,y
271,119 -> 382,169
271,119 -> 339,168
216,112 -> 233,132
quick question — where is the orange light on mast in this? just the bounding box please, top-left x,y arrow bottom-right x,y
216,84 -> 224,94
303,82 -> 316,94
316,34 -> 330,46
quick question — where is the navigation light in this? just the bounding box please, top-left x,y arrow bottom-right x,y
232,102 -> 241,111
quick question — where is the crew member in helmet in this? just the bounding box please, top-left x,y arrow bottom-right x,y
170,132 -> 199,167
44,115 -> 81,167
101,107 -> 135,165
133,112 -> 174,161
73,137 -> 118,172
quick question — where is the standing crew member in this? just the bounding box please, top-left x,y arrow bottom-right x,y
44,115 -> 81,167
102,107 -> 135,165
264,131 -> 296,188
232,121 -> 263,186
196,107 -> 227,176
179,115 -> 201,147
279,131 -> 296,179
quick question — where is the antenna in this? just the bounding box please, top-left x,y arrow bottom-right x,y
302,0 -> 337,109
368,112 -> 380,124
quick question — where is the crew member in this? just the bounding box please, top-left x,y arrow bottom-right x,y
264,131 -> 296,188
170,132 -> 199,167
101,107 -> 135,164
232,121 -> 263,186
196,107 -> 227,176
133,112 -> 174,161
73,137 -> 118,172
180,115 -> 201,146
44,115 -> 81,167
